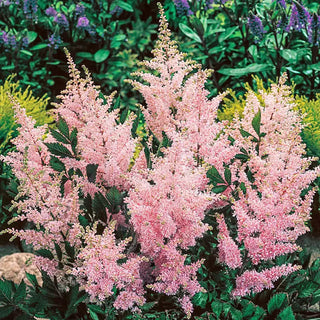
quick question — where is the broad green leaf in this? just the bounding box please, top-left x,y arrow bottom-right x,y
252,108 -> 261,136
78,214 -> 89,227
36,249 -> 54,260
212,185 -> 228,193
240,128 -> 253,138
88,304 -> 105,314
50,156 -> 66,173
106,186 -> 122,206
13,281 -> 26,304
218,64 -> 272,77
116,0 -> 134,12
0,306 -> 14,319
30,43 -> 48,50
224,168 -> 231,185
211,301 -> 224,318
57,116 -> 69,138
179,23 -> 202,43
20,49 -> 33,56
267,293 -> 287,314
309,62 -> 320,71
94,49 -> 110,63
25,273 -> 39,288
0,280 -> 13,301
50,128 -> 70,144
45,143 -> 73,158
27,31 -> 37,43
219,26 -> 238,42
54,243 -> 62,261
280,49 -> 298,63
276,305 -> 295,320
76,52 -> 94,60
86,164 -> 98,183
207,165 -> 225,184
192,292 -> 208,308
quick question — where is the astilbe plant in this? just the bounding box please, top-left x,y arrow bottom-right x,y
1,4 -> 320,318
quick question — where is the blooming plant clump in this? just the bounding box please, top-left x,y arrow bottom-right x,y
2,5 -> 319,318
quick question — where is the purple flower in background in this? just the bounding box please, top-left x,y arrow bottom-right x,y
248,15 -> 266,43
0,31 -> 17,50
174,0 -> 193,17
54,13 -> 69,30
21,36 -> 29,48
23,0 -> 38,19
286,3 -> 310,32
275,0 -> 286,9
45,7 -> 57,17
48,34 -> 62,49
204,0 -> 214,10
77,16 -> 89,28
307,14 -> 320,45
75,3 -> 85,16
110,5 -> 123,16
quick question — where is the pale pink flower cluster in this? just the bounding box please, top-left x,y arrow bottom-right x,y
1,4 -> 319,318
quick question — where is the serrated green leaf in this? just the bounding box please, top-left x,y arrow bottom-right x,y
224,168 -> 231,185
70,128 -> 78,154
65,241 -> 75,260
25,272 -> 39,288
92,192 -> 109,220
54,243 -> 62,261
0,306 -> 14,319
50,128 -> 70,144
192,292 -> 208,308
36,249 -> 54,260
78,214 -> 89,227
57,117 -> 69,138
252,108 -> 261,136
276,305 -> 295,320
235,153 -> 250,161
207,166 -> 225,184
106,187 -> 122,206
86,164 -> 98,183
45,143 -> 73,158
212,185 -> 228,193
49,156 -> 66,173
267,293 -> 288,314
13,281 -> 26,304
211,301 -> 223,318
179,23 -> 202,43
240,128 -> 253,138
94,49 -> 110,63
0,280 -> 13,301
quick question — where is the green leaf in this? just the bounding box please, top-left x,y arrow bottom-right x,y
70,128 -> 78,154
116,0 -> 134,12
280,49 -> 298,63
45,143 -> 73,158
57,117 -> 69,138
252,108 -> 261,136
192,292 -> 208,308
0,306 -> 14,319
76,52 -> 94,60
78,214 -> 89,227
94,49 -> 110,63
224,168 -> 231,185
13,281 -> 26,304
106,187 -> 122,207
89,310 -> 99,320
54,243 -> 62,261
0,280 -> 13,301
212,185 -> 228,193
25,273 -> 39,288
92,192 -> 108,220
36,249 -> 54,260
211,301 -> 223,318
267,293 -> 288,314
88,304 -> 105,314
86,164 -> 98,183
65,241 -> 75,260
240,128 -> 253,138
276,306 -> 295,320
50,128 -> 70,144
219,26 -> 238,42
20,49 -> 33,56
27,31 -> 37,43
218,64 -> 272,77
50,156 -> 66,173
30,43 -> 48,50
207,165 -> 225,184
179,23 -> 202,43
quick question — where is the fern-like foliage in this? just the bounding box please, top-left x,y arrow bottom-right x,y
0,74 -> 52,154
